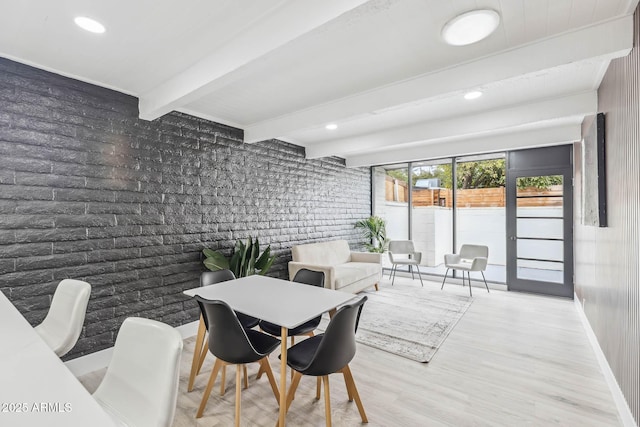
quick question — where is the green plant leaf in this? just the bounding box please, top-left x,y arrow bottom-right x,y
202,248 -> 218,259
202,251 -> 229,271
229,251 -> 241,277
255,245 -> 271,270
247,238 -> 258,276
258,254 -> 276,275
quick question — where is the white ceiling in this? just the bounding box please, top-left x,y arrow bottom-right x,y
0,0 -> 637,167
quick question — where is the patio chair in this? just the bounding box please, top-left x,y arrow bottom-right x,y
441,244 -> 489,296
388,240 -> 424,286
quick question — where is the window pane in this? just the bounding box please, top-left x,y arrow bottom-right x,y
411,161 -> 452,276
455,155 -> 506,283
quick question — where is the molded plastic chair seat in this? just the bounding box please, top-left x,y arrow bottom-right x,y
285,334 -> 323,372
93,317 -> 183,427
259,318 -> 320,337
34,279 -> 91,357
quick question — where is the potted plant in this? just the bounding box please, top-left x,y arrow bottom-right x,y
202,237 -> 276,277
354,216 -> 388,253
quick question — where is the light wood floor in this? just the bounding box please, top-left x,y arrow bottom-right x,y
79,277 -> 622,426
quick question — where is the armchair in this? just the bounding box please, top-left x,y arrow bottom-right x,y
441,244 -> 489,296
388,240 -> 424,286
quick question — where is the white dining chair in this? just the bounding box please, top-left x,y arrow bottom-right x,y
93,317 -> 183,427
34,279 -> 91,357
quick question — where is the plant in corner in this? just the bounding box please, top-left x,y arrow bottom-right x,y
202,237 -> 276,277
354,216 -> 388,253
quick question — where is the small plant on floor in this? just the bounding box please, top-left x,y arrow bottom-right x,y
202,237 -> 276,277
355,216 -> 388,253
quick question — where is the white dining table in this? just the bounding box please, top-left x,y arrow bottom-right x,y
183,274 -> 356,426
0,290 -> 118,427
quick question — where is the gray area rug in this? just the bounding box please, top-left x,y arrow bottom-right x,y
319,284 -> 473,363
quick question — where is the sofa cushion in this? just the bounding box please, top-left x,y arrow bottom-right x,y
334,262 -> 380,288
291,240 -> 351,266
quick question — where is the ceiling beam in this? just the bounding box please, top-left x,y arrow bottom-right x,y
305,91 -> 596,159
243,15 -> 632,143
138,0 -> 371,121
344,123 -> 582,167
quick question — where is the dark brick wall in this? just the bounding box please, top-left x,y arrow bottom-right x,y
0,57 -> 371,359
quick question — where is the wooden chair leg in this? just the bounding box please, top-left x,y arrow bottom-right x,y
243,365 -> 248,389
342,370 -> 353,401
196,336 -> 209,374
260,357 -> 281,405
220,365 -> 227,395
342,365 -> 368,423
256,360 -> 265,379
235,365 -> 241,427
282,371 -> 302,421
196,358 -> 222,418
322,375 -> 332,427
188,316 -> 207,392
290,336 -> 295,380
316,377 -> 322,400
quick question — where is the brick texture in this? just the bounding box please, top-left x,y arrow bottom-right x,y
0,57 -> 371,359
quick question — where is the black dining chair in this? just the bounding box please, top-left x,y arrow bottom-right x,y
195,297 -> 281,426
188,270 -> 260,393
256,268 -> 325,381
281,296 -> 369,427
259,268 -> 325,343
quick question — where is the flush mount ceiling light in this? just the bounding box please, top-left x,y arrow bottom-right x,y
325,123 -> 338,130
74,16 -> 106,34
464,91 -> 483,100
442,9 -> 500,46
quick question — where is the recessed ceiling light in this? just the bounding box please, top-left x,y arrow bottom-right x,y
442,9 -> 500,46
74,16 -> 106,34
464,91 -> 483,100
325,123 -> 338,130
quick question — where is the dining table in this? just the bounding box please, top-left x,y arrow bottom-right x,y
183,274 -> 356,426
0,290 -> 118,427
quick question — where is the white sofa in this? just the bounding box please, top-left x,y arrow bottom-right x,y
288,240 -> 382,294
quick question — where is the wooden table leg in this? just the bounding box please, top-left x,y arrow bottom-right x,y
188,315 -> 206,392
278,326 -> 288,426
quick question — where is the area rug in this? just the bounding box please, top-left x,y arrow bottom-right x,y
319,284 -> 473,362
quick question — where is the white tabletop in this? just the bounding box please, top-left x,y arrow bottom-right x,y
183,275 -> 356,329
0,291 -> 118,427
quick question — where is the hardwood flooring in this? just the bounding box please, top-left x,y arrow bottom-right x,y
79,277 -> 622,426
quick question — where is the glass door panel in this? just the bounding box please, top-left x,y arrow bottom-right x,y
514,175 -> 564,284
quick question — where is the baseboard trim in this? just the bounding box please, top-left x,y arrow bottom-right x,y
65,319 -> 200,377
574,294 -> 637,427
